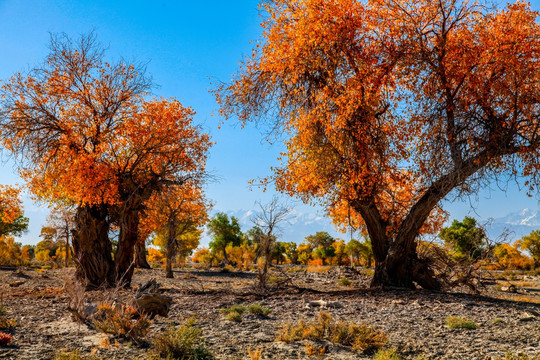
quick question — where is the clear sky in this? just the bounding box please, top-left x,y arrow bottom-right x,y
0,0 -> 538,246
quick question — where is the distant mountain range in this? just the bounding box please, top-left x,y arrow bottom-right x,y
224,208 -> 345,243
200,207 -> 539,247
485,208 -> 539,242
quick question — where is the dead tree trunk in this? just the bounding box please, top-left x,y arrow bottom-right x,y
72,204 -> 114,289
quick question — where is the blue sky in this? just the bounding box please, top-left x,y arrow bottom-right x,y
0,0 -> 538,246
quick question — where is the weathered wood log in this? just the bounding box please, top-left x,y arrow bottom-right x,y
134,279 -> 172,319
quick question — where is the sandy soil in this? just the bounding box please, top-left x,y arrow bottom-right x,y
1,265 -> 539,359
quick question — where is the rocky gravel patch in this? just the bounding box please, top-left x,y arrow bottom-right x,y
0,266 -> 539,359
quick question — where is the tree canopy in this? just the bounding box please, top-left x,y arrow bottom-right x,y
217,0 -> 540,289
208,212 -> 242,262
439,217 -> 486,260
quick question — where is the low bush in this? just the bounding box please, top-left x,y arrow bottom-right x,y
445,316 -> 477,330
0,302 -> 16,332
304,342 -> 327,356
276,311 -> 387,354
267,275 -> 285,283
374,349 -> 403,360
150,317 -> 214,360
247,304 -> 272,317
0,318 -> 16,329
92,303 -> 150,343
337,277 -> 352,286
0,331 -> 12,346
220,305 -> 245,315
225,311 -> 242,322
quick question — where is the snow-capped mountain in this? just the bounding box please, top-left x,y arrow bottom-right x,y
199,207 -> 540,247
485,208 -> 539,242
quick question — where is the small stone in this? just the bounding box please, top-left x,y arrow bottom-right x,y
519,312 -> 536,322
500,284 -> 517,293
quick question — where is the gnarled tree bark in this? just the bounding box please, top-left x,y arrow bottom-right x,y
72,204 -> 114,289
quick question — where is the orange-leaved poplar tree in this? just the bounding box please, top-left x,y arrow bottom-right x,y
217,0 -> 540,289
0,33 -> 211,287
141,182 -> 210,278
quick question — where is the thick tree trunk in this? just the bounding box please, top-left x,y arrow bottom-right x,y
72,204 -> 114,289
371,247 -> 441,290
115,210 -> 140,287
135,241 -> 151,269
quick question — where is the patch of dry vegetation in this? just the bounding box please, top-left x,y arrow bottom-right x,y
92,303 -> 151,343
150,317 -> 214,360
276,311 -> 387,354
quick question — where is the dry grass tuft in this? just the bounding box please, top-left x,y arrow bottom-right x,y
247,304 -> 272,317
337,277 -> 352,286
247,347 -> 263,360
276,311 -> 387,354
445,316 -> 477,330
304,342 -> 327,356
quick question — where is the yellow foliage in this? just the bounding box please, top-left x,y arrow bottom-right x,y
0,236 -> 21,266
35,249 -> 51,262
147,248 -> 164,263
493,243 -> 533,270
192,247 -> 215,265
225,243 -> 256,270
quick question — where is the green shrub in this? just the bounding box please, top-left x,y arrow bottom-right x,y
267,275 -> 285,283
220,305 -> 245,315
446,316 -> 477,330
151,318 -> 214,360
225,311 -> 242,322
247,304 -> 272,317
492,318 -> 504,324
338,277 -> 352,286
374,349 -> 403,360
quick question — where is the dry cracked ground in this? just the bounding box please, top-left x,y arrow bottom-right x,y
1,265 -> 540,359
